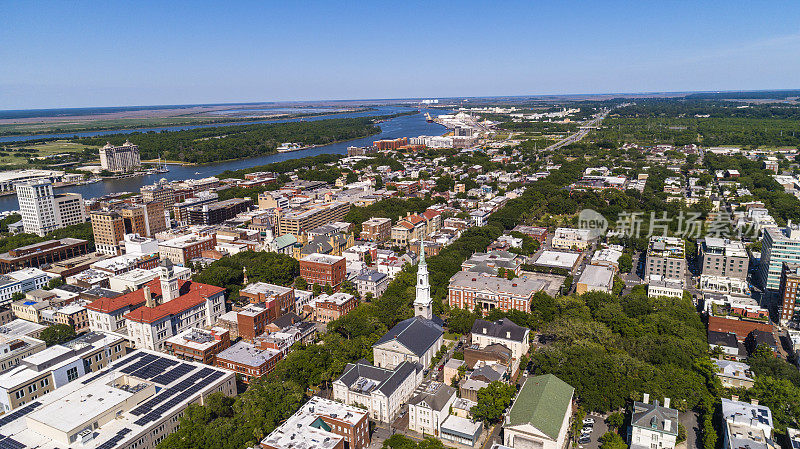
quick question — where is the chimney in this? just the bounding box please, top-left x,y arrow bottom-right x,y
731,395 -> 739,402
144,285 -> 154,308
643,393 -> 650,404
751,399 -> 759,406
664,397 -> 670,408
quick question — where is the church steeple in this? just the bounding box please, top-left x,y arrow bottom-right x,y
414,241 -> 432,320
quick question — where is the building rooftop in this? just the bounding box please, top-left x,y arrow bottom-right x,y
374,316 -> 443,357
507,374 -> 574,440
260,396 -> 367,449
631,399 -> 679,435
471,319 -> 528,343
300,253 -> 345,265
449,271 -> 546,297
0,350 -> 232,449
647,236 -> 686,259
216,341 -> 281,367
578,265 -> 615,288
534,250 -> 580,269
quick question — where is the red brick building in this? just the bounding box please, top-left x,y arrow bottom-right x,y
164,327 -> 231,365
305,292 -> 358,324
360,217 -> 392,242
300,253 -> 346,290
707,315 -> 773,342
215,340 -> 283,383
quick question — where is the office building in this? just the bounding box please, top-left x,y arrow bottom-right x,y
0,349 -> 234,449
576,265 -> 615,294
645,236 -> 686,281
119,201 -> 168,238
99,140 -> 141,172
299,253 -> 346,290
89,210 -> 127,255
551,227 -> 592,250
0,268 -> 55,306
173,191 -> 219,226
0,335 -> 46,373
760,225 -> 800,292
157,233 -> 216,266
0,238 -> 90,274
0,169 -> 65,194
448,271 -> 547,314
16,179 -> 86,237
700,238 -> 749,280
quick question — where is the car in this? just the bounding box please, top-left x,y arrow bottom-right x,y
582,418 -> 595,425
582,428 -> 592,434
578,437 -> 591,444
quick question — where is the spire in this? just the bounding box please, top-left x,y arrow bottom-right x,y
415,239 -> 432,320
243,266 -> 249,285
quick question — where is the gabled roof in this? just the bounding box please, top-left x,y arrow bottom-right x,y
373,316 -> 443,357
631,400 -> 679,435
507,374 -> 574,440
335,359 -> 418,397
408,381 -> 456,411
471,319 -> 528,343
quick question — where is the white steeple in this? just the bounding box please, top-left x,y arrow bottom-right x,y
414,242 -> 432,320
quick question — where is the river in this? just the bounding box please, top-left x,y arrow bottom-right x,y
0,106 -> 449,212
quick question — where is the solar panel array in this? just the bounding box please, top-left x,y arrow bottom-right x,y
0,435 -> 26,449
94,427 -> 131,449
0,402 -> 40,427
132,368 -> 225,426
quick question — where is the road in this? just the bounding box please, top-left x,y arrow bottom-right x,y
544,110 -> 609,153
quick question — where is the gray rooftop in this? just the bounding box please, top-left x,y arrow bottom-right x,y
374,316 -> 443,357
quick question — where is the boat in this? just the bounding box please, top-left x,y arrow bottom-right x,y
194,171 -> 201,175
425,113 -> 433,123
153,156 -> 170,173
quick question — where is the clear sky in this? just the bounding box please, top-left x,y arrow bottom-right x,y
2,1 -> 799,109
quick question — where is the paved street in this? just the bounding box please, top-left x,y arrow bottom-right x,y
574,412 -> 608,449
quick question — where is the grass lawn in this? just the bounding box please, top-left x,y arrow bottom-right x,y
0,140 -> 98,166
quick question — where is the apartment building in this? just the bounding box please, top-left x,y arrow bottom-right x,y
0,335 -> 45,373
158,233 -> 216,266
99,140 -> 141,172
0,268 -> 55,306
408,381 -> 458,437
645,236 -> 687,281
700,238 -> 749,280
760,225 -> 800,292
360,217 -> 392,242
0,238 -> 90,274
173,191 -> 219,225
278,201 -> 350,237
239,282 -> 295,317
720,398 -> 775,449
470,319 -> 530,368
16,179 -> 86,237
299,253 -> 346,290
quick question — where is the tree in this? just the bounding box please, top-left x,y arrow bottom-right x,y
364,252 -> 372,266
599,431 -> 628,449
312,283 -> 322,297
618,253 -> 633,273
40,324 -> 76,347
606,412 -> 624,431
46,277 -> 65,290
293,276 -> 308,290
470,381 -> 517,424
10,292 -> 24,302
324,284 -> 334,295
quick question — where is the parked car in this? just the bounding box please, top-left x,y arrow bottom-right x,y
583,418 -> 595,425
578,436 -> 591,444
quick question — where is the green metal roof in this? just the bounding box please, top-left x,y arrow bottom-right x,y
507,374 -> 574,440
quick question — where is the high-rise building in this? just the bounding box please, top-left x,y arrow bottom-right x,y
278,201 -> 350,237
89,210 -> 126,255
760,225 -> 800,292
187,198 -> 252,225
99,140 -> 141,172
119,201 -> 168,237
16,179 -> 86,236
779,262 -> 800,326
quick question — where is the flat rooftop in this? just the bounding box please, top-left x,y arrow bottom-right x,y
0,350 -> 233,449
534,250 -> 580,269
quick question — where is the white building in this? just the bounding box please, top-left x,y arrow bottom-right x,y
407,381 -> 457,437
629,395 -> 679,449
16,179 -> 85,236
0,349 -> 234,449
551,227 -> 593,250
333,359 -> 421,423
503,374 -> 574,449
760,225 -> 800,292
0,268 -> 55,305
647,275 -> 684,299
470,318 -> 530,372
721,398 -> 776,449
99,140 -> 141,172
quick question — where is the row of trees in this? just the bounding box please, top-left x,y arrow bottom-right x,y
0,221 -> 94,253
73,117 -> 382,163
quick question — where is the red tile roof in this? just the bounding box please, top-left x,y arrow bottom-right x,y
87,278 -> 225,323
422,210 -> 441,220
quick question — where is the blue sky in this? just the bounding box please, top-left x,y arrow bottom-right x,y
1,1 -> 799,109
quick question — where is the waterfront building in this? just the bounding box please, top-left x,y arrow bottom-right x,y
16,179 -> 86,236
99,140 -> 141,172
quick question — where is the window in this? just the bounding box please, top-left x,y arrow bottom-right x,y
66,367 -> 79,382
